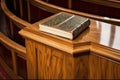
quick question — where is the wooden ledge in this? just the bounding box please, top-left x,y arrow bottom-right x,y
19,28 -> 120,62
19,29 -> 90,54
19,19 -> 120,62
91,42 -> 120,62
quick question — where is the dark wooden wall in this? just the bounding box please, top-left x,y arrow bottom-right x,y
72,0 -> 120,19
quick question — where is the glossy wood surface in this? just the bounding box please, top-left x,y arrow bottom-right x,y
24,38 -> 120,79
84,20 -> 120,51
1,0 -> 120,79
89,53 -> 120,79
19,18 -> 120,79
19,18 -> 120,61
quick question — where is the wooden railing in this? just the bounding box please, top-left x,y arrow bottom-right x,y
30,0 -> 120,25
0,0 -> 28,79
0,0 -> 120,79
0,32 -> 26,79
0,0 -> 53,79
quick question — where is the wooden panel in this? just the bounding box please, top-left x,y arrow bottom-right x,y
25,39 -> 37,79
37,43 -> 64,79
26,39 -> 90,79
72,0 -> 120,19
73,53 -> 89,79
63,52 -> 89,79
48,0 -> 69,8
89,53 -> 120,79
27,41 -> 91,79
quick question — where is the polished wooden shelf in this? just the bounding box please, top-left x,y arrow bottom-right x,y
19,18 -> 120,79
20,18 -> 120,60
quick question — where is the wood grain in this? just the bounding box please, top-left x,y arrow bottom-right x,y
0,33 -> 26,79
1,0 -> 120,79
37,43 -> 64,79
63,52 -> 89,79
25,39 -> 37,79
89,53 -> 120,79
26,40 -> 90,79
20,17 -> 120,79
25,39 -> 120,79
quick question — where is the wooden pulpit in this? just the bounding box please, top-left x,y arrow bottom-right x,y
19,19 -> 120,79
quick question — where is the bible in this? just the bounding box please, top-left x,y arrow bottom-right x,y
39,12 -> 90,40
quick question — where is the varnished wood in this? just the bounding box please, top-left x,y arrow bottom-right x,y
89,53 -> 120,79
19,19 -> 120,60
25,39 -> 37,79
37,43 -> 64,79
0,32 -> 26,60
1,1 -> 29,78
19,16 -> 120,79
24,37 -> 90,79
1,0 -> 120,79
0,32 -> 27,78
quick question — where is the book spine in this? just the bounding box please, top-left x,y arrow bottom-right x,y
73,19 -> 90,39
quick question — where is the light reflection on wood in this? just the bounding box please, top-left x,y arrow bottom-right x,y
99,22 -> 111,46
94,21 -> 120,50
112,26 -> 120,50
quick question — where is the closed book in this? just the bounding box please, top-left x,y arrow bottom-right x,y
39,12 -> 90,40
